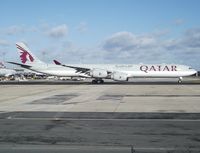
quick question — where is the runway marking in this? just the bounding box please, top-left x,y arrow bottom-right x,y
0,111 -> 13,114
29,94 -> 79,105
100,94 -> 200,98
4,117 -> 200,122
130,147 -> 200,151
0,145 -> 199,151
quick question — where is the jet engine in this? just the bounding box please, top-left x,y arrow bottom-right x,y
111,72 -> 128,81
89,69 -> 108,78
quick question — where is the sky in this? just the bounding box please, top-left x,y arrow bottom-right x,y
0,0 -> 200,69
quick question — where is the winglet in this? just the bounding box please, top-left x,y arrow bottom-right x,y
53,60 -> 61,65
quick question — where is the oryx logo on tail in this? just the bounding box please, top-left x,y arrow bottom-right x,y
16,44 -> 34,64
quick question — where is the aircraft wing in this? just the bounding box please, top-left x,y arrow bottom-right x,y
7,61 -> 32,69
53,60 -> 90,73
54,60 -> 129,81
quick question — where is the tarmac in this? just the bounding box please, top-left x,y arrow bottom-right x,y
0,78 -> 200,152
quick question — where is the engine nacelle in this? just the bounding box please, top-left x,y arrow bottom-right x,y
90,69 -> 108,78
111,72 -> 128,81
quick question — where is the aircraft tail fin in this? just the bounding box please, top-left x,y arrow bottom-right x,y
16,42 -> 45,66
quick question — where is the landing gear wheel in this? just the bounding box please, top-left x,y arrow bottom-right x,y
100,80 -> 104,84
97,79 -> 104,84
178,77 -> 183,83
91,79 -> 104,84
92,80 -> 97,84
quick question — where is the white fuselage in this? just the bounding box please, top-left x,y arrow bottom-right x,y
30,63 -> 197,78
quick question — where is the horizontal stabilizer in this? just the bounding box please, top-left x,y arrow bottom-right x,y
7,61 -> 32,69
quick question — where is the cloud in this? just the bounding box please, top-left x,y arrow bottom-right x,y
5,25 -> 25,35
174,19 -> 185,26
102,31 -> 160,63
0,39 -> 10,46
47,24 -> 68,38
102,31 -> 157,52
76,22 -> 88,33
0,25 -> 40,37
51,28 -> 200,67
181,28 -> 200,49
0,24 -> 68,38
101,29 -> 200,67
164,28 -> 200,52
39,40 -> 107,64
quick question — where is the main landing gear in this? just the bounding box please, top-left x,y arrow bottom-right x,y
178,77 -> 183,83
92,79 -> 104,84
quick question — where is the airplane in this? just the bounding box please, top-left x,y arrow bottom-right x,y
54,60 -> 197,83
8,42 -> 197,84
0,62 -> 17,79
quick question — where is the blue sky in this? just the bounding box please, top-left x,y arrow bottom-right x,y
0,0 -> 200,69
